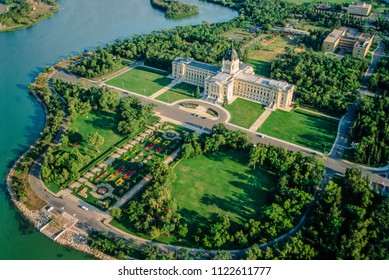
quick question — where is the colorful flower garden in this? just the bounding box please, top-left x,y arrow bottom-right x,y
79,123 -> 185,203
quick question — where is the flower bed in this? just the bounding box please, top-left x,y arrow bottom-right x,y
97,186 -> 108,195
94,171 -> 108,183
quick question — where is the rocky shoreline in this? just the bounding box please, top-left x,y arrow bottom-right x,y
5,133 -> 116,260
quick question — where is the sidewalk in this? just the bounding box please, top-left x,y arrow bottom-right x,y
249,109 -> 272,132
149,79 -> 180,99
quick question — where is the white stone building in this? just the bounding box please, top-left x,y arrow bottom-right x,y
171,46 -> 294,110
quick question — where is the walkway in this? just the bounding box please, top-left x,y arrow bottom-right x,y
149,79 -> 181,99
249,108 -> 272,132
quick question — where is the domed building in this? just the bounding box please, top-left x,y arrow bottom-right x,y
171,45 -> 294,111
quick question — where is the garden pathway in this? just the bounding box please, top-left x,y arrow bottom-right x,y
111,146 -> 181,209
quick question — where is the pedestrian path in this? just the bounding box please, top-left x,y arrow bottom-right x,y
149,79 -> 181,99
249,108 -> 272,132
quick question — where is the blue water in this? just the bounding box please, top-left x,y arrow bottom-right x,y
0,0 -> 237,259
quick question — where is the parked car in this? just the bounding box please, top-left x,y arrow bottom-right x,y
81,206 -> 89,211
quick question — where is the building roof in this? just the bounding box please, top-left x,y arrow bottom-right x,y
236,72 -> 293,91
173,57 -> 219,73
209,72 -> 233,83
223,45 -> 239,61
324,28 -> 346,44
349,2 -> 371,8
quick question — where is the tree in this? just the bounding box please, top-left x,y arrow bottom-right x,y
87,132 -> 105,153
195,86 -> 201,98
141,244 -> 159,260
110,207 -> 122,219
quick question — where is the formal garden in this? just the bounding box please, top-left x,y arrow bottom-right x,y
72,122 -> 186,209
105,66 -> 172,96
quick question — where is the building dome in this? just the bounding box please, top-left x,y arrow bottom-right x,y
223,45 -> 239,61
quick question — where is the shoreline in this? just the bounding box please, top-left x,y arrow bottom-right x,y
4,69 -> 115,261
0,5 -> 58,33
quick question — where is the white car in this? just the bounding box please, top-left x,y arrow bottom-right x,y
81,206 -> 89,211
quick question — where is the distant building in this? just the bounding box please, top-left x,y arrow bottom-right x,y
322,27 -> 374,58
172,46 -> 294,111
247,26 -> 262,33
315,3 -> 337,13
347,2 -> 372,16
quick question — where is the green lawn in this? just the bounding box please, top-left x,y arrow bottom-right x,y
172,150 -> 275,232
247,35 -> 299,77
246,59 -> 271,77
110,149 -> 275,248
156,82 -> 200,103
71,110 -> 124,158
260,109 -> 338,153
106,67 -> 172,96
226,98 -> 265,128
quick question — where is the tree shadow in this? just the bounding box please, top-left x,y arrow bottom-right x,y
153,77 -> 172,87
82,111 -> 120,135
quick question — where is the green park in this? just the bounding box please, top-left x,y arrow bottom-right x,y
106,66 -> 172,96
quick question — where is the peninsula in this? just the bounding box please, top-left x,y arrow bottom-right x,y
0,0 -> 57,32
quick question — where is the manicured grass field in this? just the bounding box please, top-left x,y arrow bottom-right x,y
106,67 -> 172,96
247,35 -> 299,77
172,150 -> 275,231
260,109 -> 339,153
71,110 -> 124,158
225,98 -> 265,128
156,82 -> 200,103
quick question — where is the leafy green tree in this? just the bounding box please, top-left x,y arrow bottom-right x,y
110,207 -> 122,219
87,132 -> 105,153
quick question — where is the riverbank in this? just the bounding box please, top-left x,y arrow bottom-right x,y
4,65 -> 115,261
0,1 -> 58,32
